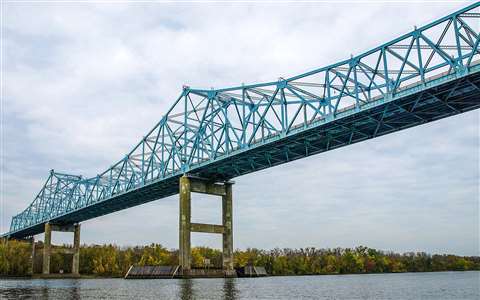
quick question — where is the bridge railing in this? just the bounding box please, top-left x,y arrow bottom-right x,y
9,3 -> 480,234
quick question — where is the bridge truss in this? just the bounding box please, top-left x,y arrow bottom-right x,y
5,3 -> 480,238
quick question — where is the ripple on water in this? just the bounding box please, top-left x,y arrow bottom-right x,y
0,271 -> 479,300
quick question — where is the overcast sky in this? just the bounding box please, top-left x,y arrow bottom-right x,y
1,0 -> 479,256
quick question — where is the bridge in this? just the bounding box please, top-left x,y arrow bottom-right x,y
2,3 -> 480,277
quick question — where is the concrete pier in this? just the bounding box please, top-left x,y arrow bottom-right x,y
222,182 -> 233,271
42,222 -> 81,276
179,175 -> 235,277
72,224 -> 81,275
42,223 -> 51,275
179,175 -> 192,271
30,236 -> 35,275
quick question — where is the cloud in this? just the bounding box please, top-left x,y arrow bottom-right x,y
2,1 -> 478,255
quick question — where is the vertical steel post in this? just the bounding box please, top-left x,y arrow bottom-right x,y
222,182 -> 234,271
179,175 -> 191,271
42,223 -> 51,275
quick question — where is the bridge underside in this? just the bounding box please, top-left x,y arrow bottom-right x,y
6,71 -> 480,239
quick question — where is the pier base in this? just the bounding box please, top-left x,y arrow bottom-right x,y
178,268 -> 237,278
179,175 -> 234,275
124,265 -> 236,279
42,222 -> 81,277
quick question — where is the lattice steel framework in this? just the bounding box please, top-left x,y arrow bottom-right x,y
5,3 -> 480,238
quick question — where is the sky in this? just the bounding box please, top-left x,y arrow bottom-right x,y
1,0 -> 479,256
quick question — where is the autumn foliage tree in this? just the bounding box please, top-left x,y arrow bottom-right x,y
1,239 -> 479,277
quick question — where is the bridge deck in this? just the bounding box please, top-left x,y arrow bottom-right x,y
6,68 -> 480,239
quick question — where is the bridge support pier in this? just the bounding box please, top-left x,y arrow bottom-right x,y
179,175 -> 234,276
42,222 -> 81,276
30,236 -> 35,275
42,223 -> 51,275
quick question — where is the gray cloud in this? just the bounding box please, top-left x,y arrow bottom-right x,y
2,1 -> 478,255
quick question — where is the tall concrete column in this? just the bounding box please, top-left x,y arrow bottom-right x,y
179,175 -> 191,271
222,182 -> 234,271
30,236 -> 35,275
72,224 -> 81,275
42,223 -> 51,275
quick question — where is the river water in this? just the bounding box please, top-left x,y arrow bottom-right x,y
0,271 -> 478,299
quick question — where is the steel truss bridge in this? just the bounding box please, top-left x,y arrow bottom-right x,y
3,3 -> 480,239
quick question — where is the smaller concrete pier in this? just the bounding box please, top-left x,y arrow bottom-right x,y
42,222 -> 81,277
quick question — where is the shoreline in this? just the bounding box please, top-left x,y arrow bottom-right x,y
1,270 -> 478,280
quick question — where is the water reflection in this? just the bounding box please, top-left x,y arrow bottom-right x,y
68,281 -> 80,300
0,279 -> 81,300
223,278 -> 238,300
179,279 -> 193,300
41,286 -> 49,299
0,284 -> 49,299
178,278 -> 238,300
0,286 -> 41,299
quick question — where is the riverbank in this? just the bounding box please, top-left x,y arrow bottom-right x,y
2,269 -> 480,281
1,240 -> 479,277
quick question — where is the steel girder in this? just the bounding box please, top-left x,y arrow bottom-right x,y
4,3 -> 480,238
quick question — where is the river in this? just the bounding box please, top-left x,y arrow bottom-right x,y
0,271 -> 478,299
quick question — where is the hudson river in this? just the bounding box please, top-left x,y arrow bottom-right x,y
1,271 -> 478,299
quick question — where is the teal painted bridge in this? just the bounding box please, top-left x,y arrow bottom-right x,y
3,3 -> 480,239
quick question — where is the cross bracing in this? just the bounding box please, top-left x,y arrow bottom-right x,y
4,3 -> 480,238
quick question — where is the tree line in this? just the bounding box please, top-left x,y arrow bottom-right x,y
1,240 -> 478,277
